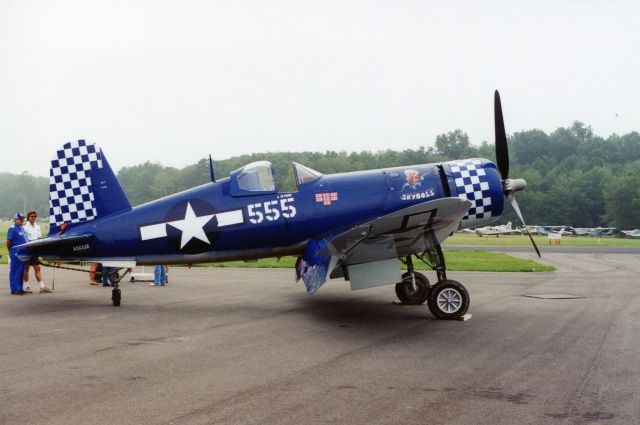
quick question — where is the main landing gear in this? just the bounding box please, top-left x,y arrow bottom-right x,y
395,245 -> 470,320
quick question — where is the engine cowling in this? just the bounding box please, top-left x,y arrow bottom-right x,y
443,158 -> 505,229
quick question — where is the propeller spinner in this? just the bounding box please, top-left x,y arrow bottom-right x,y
494,90 -> 540,257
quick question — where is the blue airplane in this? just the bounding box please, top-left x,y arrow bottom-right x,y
16,91 -> 538,319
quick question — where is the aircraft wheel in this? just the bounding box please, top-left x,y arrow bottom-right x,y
395,272 -> 429,305
427,280 -> 469,320
129,277 -> 135,283
112,288 -> 121,306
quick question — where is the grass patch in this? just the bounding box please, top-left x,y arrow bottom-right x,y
445,232 -> 640,248
193,250 -> 554,272
443,250 -> 553,272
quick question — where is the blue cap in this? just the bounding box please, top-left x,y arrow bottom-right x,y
14,213 -> 25,220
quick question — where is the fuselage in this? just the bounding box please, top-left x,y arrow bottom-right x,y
21,158 -> 505,265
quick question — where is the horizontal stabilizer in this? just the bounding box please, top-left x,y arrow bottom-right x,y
16,234 -> 93,261
17,234 -> 137,267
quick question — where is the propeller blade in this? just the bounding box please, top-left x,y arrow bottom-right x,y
494,90 -> 509,180
508,193 -> 541,258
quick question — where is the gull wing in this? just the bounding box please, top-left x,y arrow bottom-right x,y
297,197 -> 471,294
322,197 -> 471,264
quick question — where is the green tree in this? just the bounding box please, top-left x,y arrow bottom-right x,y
435,130 -> 471,159
117,162 -> 165,205
617,132 -> 640,163
603,162 -> 640,228
0,172 -> 49,219
511,129 -> 552,165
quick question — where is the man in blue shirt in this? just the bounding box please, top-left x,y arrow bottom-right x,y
6,213 -> 29,295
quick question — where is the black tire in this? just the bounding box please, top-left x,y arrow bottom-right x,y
427,280 -> 469,320
112,288 -> 121,306
395,272 -> 429,305
130,277 -> 135,283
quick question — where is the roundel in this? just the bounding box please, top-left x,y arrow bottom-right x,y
164,199 -> 220,254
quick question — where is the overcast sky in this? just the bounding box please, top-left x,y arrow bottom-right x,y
1,0 -> 639,177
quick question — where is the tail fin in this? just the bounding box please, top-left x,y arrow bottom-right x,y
506,221 -> 512,229
48,140 -> 131,235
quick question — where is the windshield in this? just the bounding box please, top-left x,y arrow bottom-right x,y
293,162 -> 321,187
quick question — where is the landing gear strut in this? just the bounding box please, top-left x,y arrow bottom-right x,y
396,244 -> 470,320
395,256 -> 429,305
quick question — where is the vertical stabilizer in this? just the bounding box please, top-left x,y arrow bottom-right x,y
48,140 -> 131,235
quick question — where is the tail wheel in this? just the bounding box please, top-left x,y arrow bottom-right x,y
395,272 -> 429,305
427,280 -> 469,320
112,288 -> 121,306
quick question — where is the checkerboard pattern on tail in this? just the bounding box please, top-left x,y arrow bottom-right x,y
450,159 -> 493,222
49,140 -> 103,226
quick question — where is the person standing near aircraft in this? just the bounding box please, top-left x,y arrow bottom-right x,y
6,213 -> 28,295
151,265 -> 167,286
102,266 -> 116,287
89,263 -> 100,285
22,210 -> 52,293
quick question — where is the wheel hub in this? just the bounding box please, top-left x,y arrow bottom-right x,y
437,288 -> 462,313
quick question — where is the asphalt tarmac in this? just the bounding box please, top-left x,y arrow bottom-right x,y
1,253 -> 639,425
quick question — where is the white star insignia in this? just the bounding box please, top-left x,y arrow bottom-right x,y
167,202 -> 215,249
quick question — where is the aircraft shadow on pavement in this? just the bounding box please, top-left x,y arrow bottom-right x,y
6,292 -> 434,328
293,294 -> 434,325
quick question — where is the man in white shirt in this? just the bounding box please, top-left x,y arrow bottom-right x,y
23,210 -> 52,293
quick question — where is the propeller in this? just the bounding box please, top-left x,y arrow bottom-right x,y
508,193 -> 541,258
494,90 -> 509,180
494,90 -> 540,257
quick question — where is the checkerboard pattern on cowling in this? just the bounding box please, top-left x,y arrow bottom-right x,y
49,140 -> 103,226
450,159 -> 492,221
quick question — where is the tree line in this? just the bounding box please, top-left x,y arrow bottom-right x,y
2,121 -> 639,229
0,172 -> 49,220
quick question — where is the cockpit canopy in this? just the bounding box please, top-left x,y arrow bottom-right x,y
237,161 -> 276,192
230,161 -> 322,196
230,161 -> 276,196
